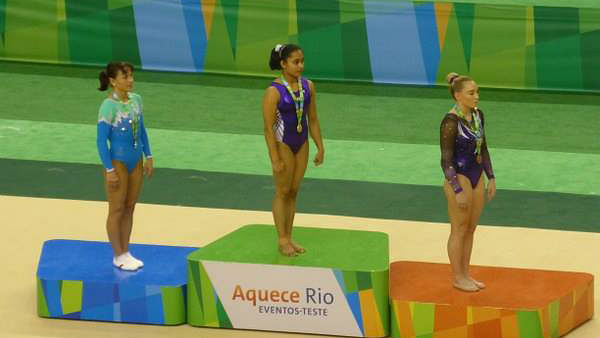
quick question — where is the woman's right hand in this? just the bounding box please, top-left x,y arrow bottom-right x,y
271,160 -> 284,173
456,190 -> 468,210
106,170 -> 120,190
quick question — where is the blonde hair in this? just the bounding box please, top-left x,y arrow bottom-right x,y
446,72 -> 473,100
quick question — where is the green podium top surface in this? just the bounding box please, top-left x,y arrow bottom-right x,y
188,225 -> 389,272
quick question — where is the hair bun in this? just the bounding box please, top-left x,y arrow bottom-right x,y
274,43 -> 287,57
446,72 -> 459,84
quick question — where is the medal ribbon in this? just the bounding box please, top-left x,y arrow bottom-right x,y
280,76 -> 304,133
131,107 -> 139,148
453,105 -> 483,156
114,92 -> 139,148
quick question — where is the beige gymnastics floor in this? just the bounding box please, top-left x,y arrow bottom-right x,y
0,195 -> 597,338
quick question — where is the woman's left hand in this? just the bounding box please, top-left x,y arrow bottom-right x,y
144,158 -> 154,178
487,178 -> 496,201
313,149 -> 324,166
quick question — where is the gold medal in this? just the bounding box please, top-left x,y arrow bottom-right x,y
281,76 -> 305,135
476,155 -> 482,164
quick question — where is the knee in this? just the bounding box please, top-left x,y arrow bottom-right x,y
109,203 -> 125,218
123,202 -> 136,214
288,187 -> 299,200
451,222 -> 471,237
455,225 -> 476,239
466,224 -> 477,236
276,186 -> 295,200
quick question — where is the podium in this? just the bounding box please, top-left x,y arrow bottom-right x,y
187,224 -> 390,337
37,239 -> 197,325
389,261 -> 594,338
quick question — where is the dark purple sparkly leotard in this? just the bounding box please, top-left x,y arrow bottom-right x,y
270,78 -> 311,154
440,108 -> 494,193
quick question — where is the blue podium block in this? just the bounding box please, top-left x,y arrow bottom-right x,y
37,239 -> 197,325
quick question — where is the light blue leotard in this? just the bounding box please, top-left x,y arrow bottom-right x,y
97,92 -> 152,173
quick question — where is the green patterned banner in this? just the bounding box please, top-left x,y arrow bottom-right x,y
1,0 -> 599,91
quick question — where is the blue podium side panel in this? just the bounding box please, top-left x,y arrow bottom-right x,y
37,240 -> 197,325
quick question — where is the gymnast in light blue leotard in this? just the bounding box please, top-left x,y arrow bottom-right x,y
96,61 -> 154,271
97,91 -> 151,173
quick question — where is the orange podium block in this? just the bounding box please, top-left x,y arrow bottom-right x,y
390,261 -> 593,338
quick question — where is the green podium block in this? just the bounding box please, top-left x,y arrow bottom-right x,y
187,224 -> 389,337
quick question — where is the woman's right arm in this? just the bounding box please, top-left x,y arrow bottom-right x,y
97,124 -> 113,171
263,87 -> 283,172
440,115 -> 462,193
97,102 -> 114,172
97,102 -> 119,186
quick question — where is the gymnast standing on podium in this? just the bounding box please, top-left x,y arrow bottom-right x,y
262,44 -> 325,256
440,72 -> 496,292
97,61 -> 154,271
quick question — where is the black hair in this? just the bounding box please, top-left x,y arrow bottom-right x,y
98,61 -> 134,91
269,44 -> 302,70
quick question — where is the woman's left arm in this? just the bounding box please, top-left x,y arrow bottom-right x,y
479,110 -> 495,200
140,114 -> 154,178
307,80 -> 324,166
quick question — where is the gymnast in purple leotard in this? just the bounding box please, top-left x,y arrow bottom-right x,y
262,43 -> 325,256
271,76 -> 310,154
440,72 -> 497,292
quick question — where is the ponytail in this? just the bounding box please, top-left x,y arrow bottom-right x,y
98,71 -> 110,91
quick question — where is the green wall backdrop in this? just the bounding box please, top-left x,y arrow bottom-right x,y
1,0 -> 599,91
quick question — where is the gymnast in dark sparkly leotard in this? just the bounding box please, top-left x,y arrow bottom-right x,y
440,72 -> 497,292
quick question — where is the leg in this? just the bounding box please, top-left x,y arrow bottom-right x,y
464,173 -> 485,288
104,161 -> 129,257
272,142 -> 296,256
443,175 -> 478,292
288,141 -> 309,253
120,159 -> 143,254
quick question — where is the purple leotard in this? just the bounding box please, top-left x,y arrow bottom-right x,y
271,78 -> 311,154
440,108 -> 494,193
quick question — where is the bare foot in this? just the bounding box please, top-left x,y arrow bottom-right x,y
290,240 -> 306,254
278,242 -> 297,257
469,277 -> 486,289
453,278 -> 479,292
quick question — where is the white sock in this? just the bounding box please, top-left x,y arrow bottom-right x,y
125,252 -> 144,268
113,253 -> 138,271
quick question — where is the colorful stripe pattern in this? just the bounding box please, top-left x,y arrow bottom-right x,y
37,277 -> 187,324
1,1 -> 599,91
333,269 -> 389,337
390,280 -> 594,338
187,262 -> 233,328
